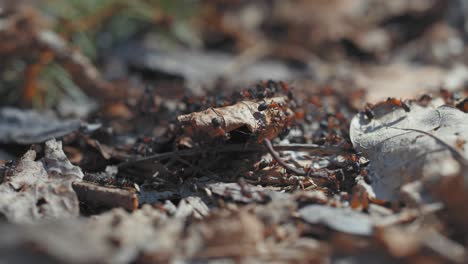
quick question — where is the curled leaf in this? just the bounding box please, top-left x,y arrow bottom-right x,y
177,96 -> 294,142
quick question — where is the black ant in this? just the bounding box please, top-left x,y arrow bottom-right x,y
257,120 -> 267,130
257,100 -> 285,112
210,107 -> 227,137
363,105 -> 374,120
240,87 -> 255,99
266,79 -> 279,93
211,116 -> 226,137
211,116 -> 222,127
401,102 -> 411,112
255,84 -> 267,99
418,93 -> 433,106
257,101 -> 268,111
244,80 -> 295,101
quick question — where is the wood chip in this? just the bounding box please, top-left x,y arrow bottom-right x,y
73,182 -> 138,212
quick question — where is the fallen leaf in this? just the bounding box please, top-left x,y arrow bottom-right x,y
0,108 -> 80,144
299,205 -> 374,236
208,182 -> 268,203
0,139 -> 83,223
174,196 -> 209,219
350,100 -> 468,200
178,96 -> 294,142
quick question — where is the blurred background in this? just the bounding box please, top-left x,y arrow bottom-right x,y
2,0 -> 468,109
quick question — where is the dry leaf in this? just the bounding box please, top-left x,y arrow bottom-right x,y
350,100 -> 468,200
0,139 -> 83,223
178,96 -> 294,142
299,205 -> 374,236
0,108 -> 80,144
208,182 -> 268,203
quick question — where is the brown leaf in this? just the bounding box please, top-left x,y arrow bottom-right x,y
178,96 -> 294,142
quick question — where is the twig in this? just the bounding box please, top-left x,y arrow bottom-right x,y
273,143 -> 347,154
117,143 -> 349,168
263,139 -> 306,175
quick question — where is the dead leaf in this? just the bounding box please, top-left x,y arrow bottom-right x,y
0,108 -> 80,144
0,205 -> 176,263
299,204 -> 374,236
174,196 -> 209,219
178,96 -> 294,142
185,210 -> 264,259
376,227 -> 466,263
350,100 -> 468,200
0,139 -> 83,223
208,182 -> 268,203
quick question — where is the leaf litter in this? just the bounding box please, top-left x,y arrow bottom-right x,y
1,1 -> 468,263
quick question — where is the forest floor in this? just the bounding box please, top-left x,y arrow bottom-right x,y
0,1 -> 468,263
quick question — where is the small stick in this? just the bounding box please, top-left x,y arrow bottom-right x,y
118,142 -> 350,168
273,143 -> 346,154
262,139 -> 306,175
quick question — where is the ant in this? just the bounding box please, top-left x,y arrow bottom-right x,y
242,80 -> 295,102
257,100 -> 285,112
255,84 -> 268,99
418,93 -> 433,106
440,88 -> 454,105
257,101 -> 268,111
278,81 -> 289,93
256,119 -> 267,131
211,116 -> 226,137
363,104 -> 375,120
209,108 -> 227,137
240,88 -> 254,99
347,154 -> 362,172
456,98 -> 468,113
268,101 -> 283,110
266,79 -> 279,93
278,81 -> 295,100
386,97 -> 410,112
